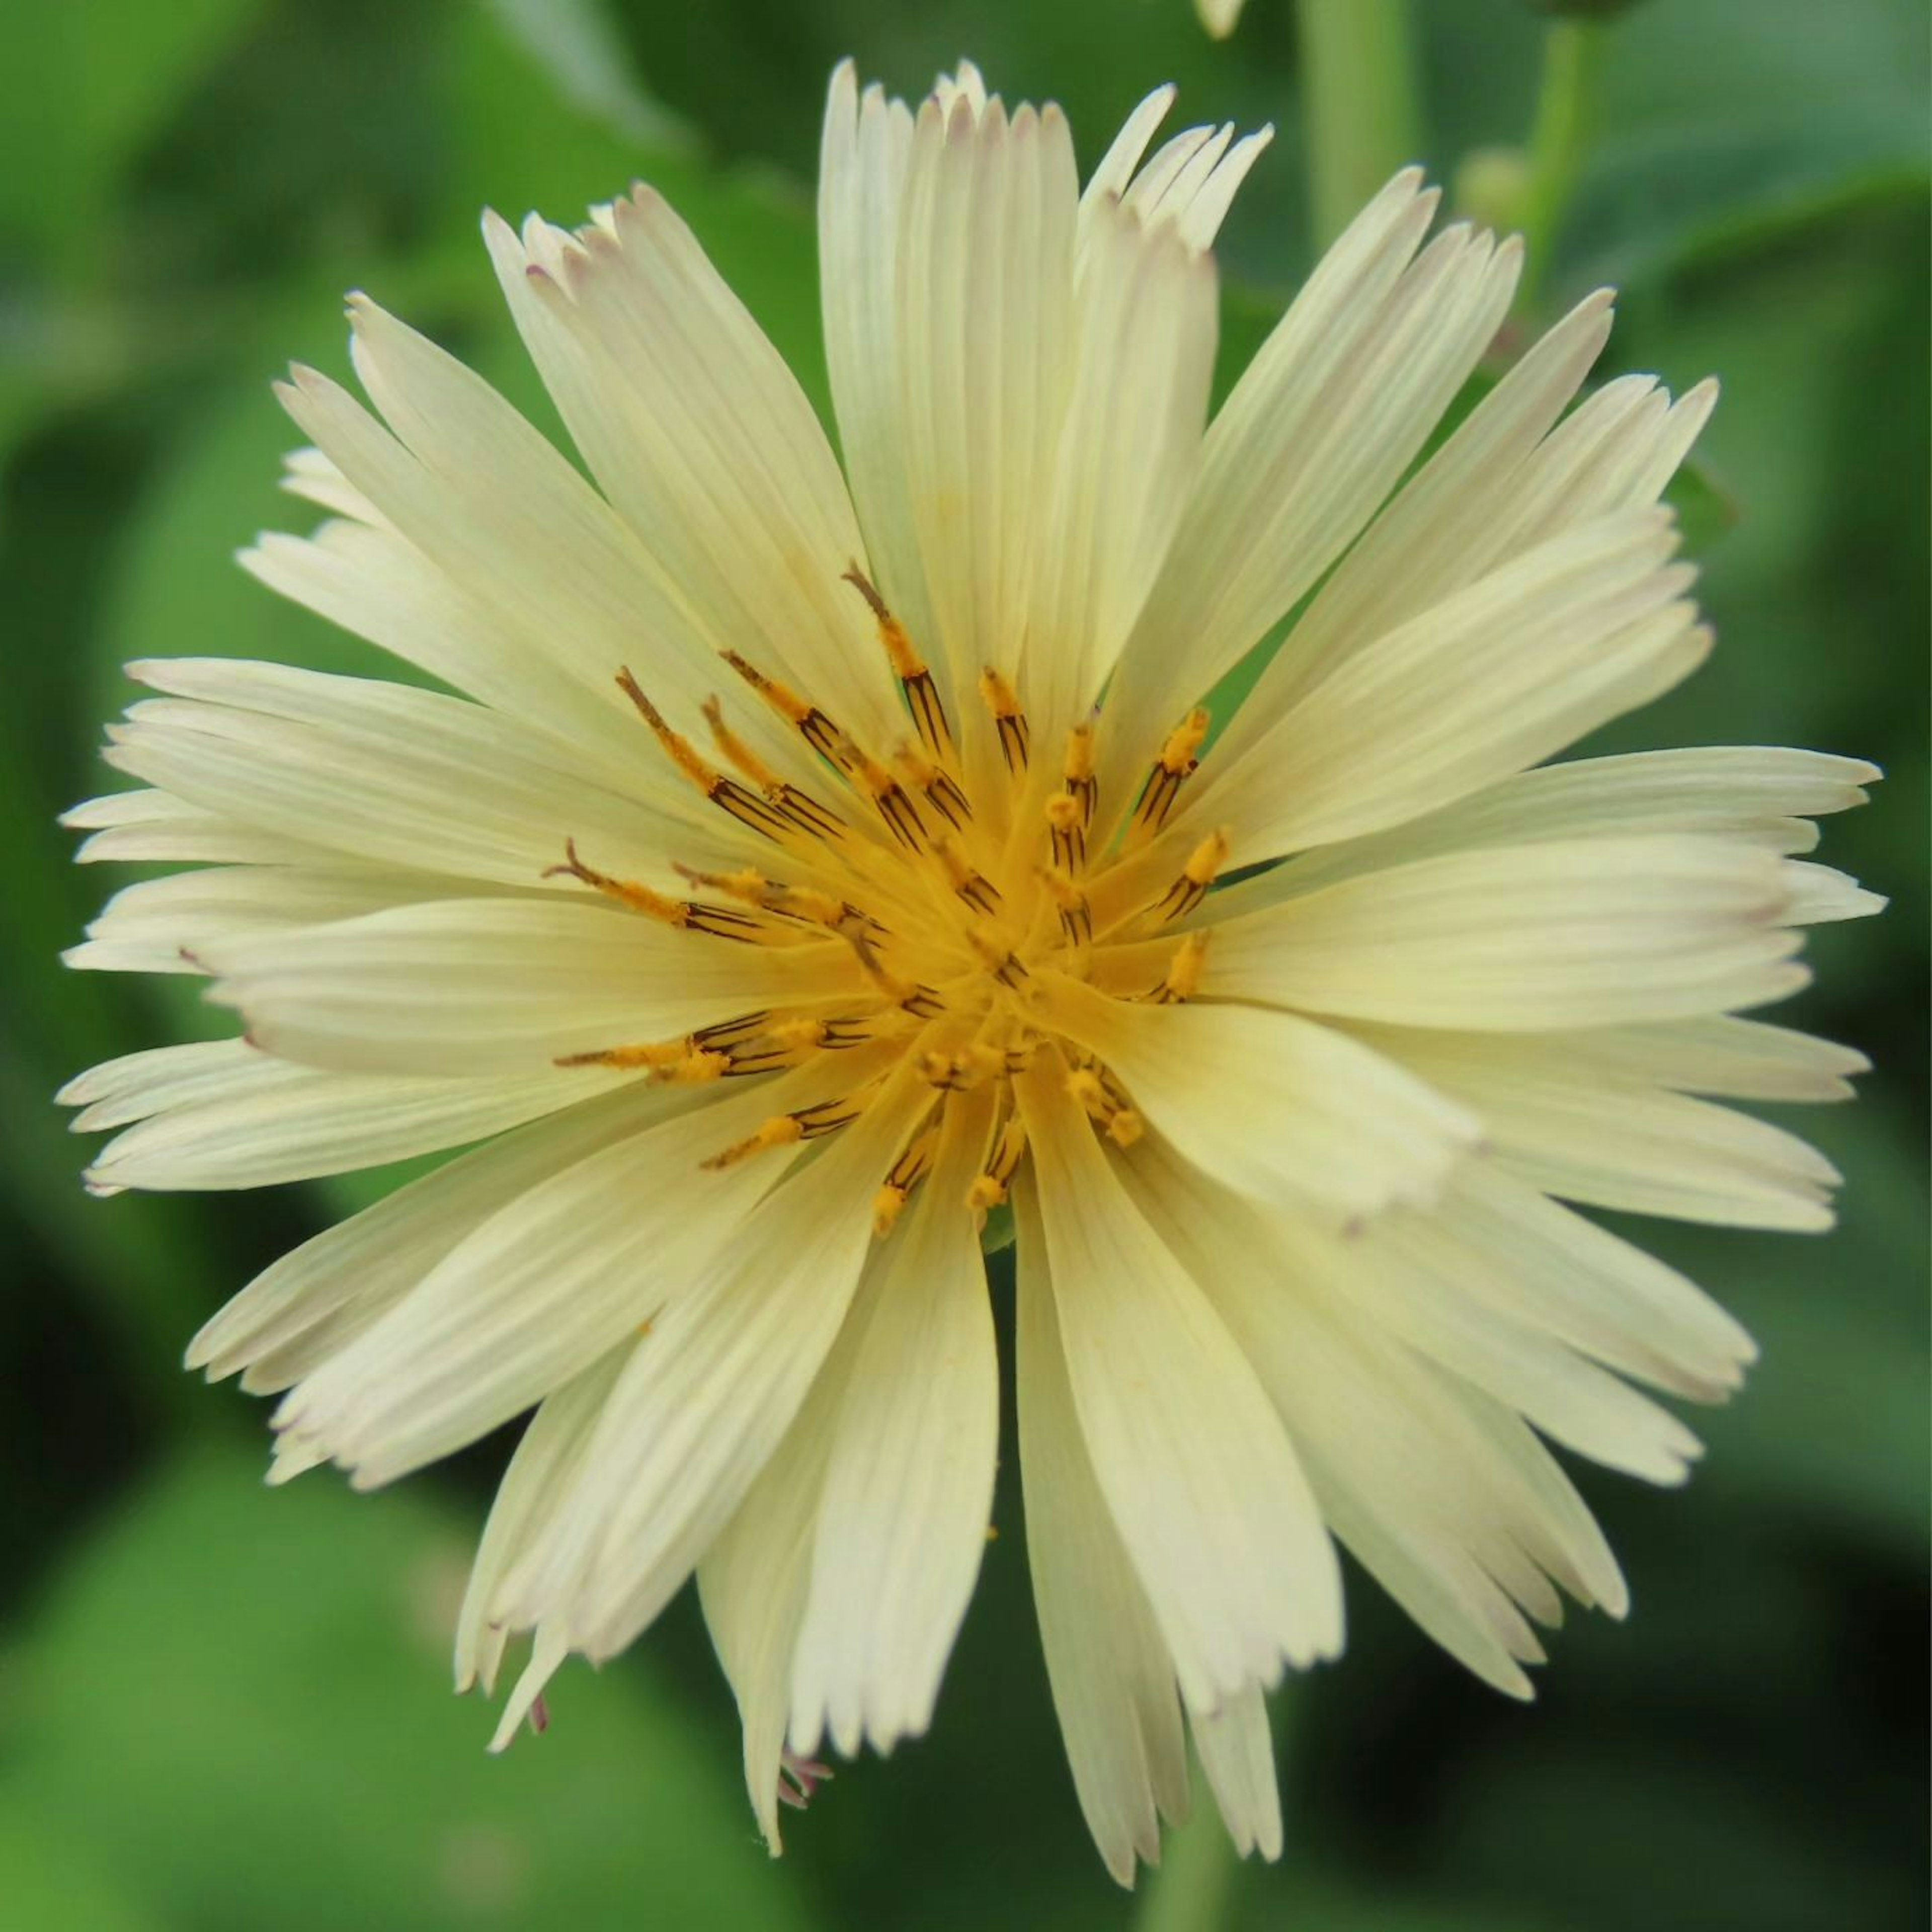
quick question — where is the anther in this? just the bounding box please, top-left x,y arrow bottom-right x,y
1128,706 -> 1210,845
699,696 -> 846,840
967,922 -> 1030,988
844,562 -> 953,759
1035,863 -> 1093,943
1107,1109 -> 1146,1148
1147,931 -> 1211,1004
966,1115 -> 1028,1227
720,650 -> 844,761
673,863 -> 850,932
1153,827 -> 1231,922
894,744 -> 972,828
1062,722 -> 1097,827
834,738 -> 927,849
873,1125 -> 940,1238
1044,791 -> 1085,872
917,1045 -> 1004,1091
977,668 -> 1030,773
931,833 -> 1002,915
546,840 -> 773,943
617,669 -> 790,839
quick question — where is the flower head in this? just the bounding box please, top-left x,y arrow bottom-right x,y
64,58 -> 1880,1884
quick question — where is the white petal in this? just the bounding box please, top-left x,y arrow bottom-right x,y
1036,978 -> 1480,1225
1013,1174 -> 1186,1887
499,1063 -> 938,1661
788,1094 -> 998,1757
1782,859 -> 1887,924
818,64 -> 934,667
1014,1055 -> 1343,1710
1351,1025 -> 1842,1231
1192,835 -> 1807,1030
1191,1686 -> 1281,1862
64,787 -> 341,868
465,204 -> 898,751
456,1345 -> 632,1696
1101,182 -> 1519,799
82,1049 -> 620,1193
1209,747 -> 1883,913
186,1079 -> 685,1387
895,94 -> 1078,713
1189,510 -> 1707,862
197,898 -> 855,1076
1515,1014 -> 1869,1104
263,1068 -> 817,1488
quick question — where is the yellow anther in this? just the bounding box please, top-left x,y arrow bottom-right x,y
700,695 -> 785,793
1154,827 -> 1233,922
1036,862 -> 1093,942
986,1116 -> 1028,1184
1063,721 -> 1096,786
873,1185 -> 910,1239
544,839 -> 688,925
656,1049 -> 732,1084
554,1037 -> 692,1072
1045,792 -> 1084,835
768,1017 -> 831,1053
895,743 -> 972,827
1106,1109 -> 1146,1148
720,650 -> 812,727
978,667 -> 1030,772
1151,931 -> 1211,1004
1183,828 -> 1231,888
1065,1068 -> 1110,1119
843,563 -> 925,679
932,833 -> 1001,912
919,1045 -> 1005,1091
617,669 -> 717,790
965,1173 -> 1008,1217
1158,707 -> 1211,776
701,1113 -> 806,1171
967,922 -> 1029,987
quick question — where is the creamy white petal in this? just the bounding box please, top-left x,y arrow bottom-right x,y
1352,1025 -> 1841,1231
82,1049 -> 620,1194
788,1094 -> 998,1757
67,859 -> 508,976
197,898 -> 854,1076
819,64 -> 934,667
186,1079 -> 687,1387
1188,510 -> 1707,862
1782,859 -> 1888,924
1101,181 -> 1519,800
895,92 -> 1078,716
498,1064 -> 936,1660
1130,1140 -> 1630,1693
1208,747 -> 1883,914
456,1346 -> 632,1696
1515,1014 -> 1869,1104
1191,835 -> 1807,1029
1025,194 -> 1218,740
1037,977 -> 1480,1224
1013,1175 -> 1187,1887
103,667 -> 731,891
267,1065 -> 825,1489
63,787 -> 343,868
1015,1056 -> 1343,1711
1191,1686 -> 1281,1862
61,1036 -> 268,1131
461,204 -> 898,750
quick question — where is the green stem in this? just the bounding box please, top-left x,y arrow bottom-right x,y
1519,19 -> 1603,302
1134,1803 -> 1242,1932
1296,0 -> 1423,248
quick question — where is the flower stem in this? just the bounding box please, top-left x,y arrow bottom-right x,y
1296,0 -> 1423,248
1518,19 -> 1603,303
1134,1804 -> 1242,1932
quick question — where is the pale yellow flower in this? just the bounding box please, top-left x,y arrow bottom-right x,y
64,59 -> 1880,1885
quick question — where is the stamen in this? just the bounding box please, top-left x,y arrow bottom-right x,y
833,738 -> 927,850
701,696 -> 847,840
545,839 -> 777,943
965,1112 -> 1028,1227
673,862 -> 851,932
843,562 -> 953,759
554,1038 -> 728,1080
1152,827 -> 1231,922
977,668 -> 1030,773
1045,791 -> 1086,872
931,834 -> 1003,914
1036,863 -> 1093,944
873,1123 -> 939,1238
1062,722 -> 1097,827
720,650 -> 845,761
699,1087 -> 866,1171
1145,930 -> 1211,1004
917,1044 -> 1005,1092
1127,706 -> 1210,847
616,669 -> 790,839
967,922 -> 1029,987
894,744 -> 972,828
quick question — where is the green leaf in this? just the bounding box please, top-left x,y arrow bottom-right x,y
11,1447 -> 819,1932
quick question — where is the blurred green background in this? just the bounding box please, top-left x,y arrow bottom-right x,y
2,1 -> 1925,1927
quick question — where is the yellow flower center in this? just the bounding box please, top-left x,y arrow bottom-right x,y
551,566 -> 1229,1237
